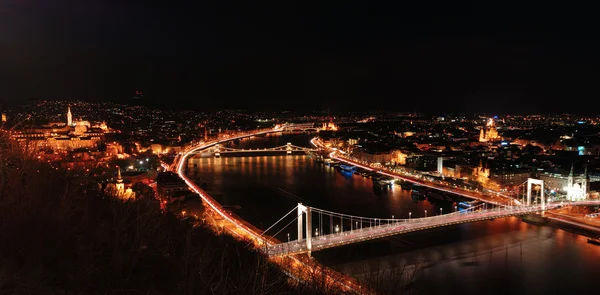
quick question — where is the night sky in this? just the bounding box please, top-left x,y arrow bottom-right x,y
1,1 -> 599,114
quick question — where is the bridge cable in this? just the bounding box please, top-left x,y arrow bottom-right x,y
270,212 -> 303,241
259,205 -> 298,237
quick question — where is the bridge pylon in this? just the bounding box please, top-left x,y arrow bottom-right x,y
297,203 -> 312,256
214,144 -> 221,157
526,178 -> 545,210
286,142 -> 292,155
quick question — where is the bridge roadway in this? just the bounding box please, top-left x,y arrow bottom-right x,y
174,126 -> 368,294
269,200 -> 600,257
201,144 -> 317,154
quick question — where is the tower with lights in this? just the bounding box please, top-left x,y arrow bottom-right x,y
67,105 -> 73,126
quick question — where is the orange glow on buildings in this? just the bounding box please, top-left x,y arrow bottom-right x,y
479,118 -> 500,142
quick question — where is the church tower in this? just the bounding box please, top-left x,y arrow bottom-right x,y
67,105 -> 73,126
583,163 -> 589,197
479,128 -> 486,142
568,163 -> 574,188
115,166 -> 124,193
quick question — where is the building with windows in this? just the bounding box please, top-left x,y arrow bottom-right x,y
540,165 -> 590,200
9,105 -> 107,152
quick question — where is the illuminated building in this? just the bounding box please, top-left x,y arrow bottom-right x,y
489,170 -> 530,188
565,164 -> 589,201
1,113 -> 6,123
540,165 -> 590,200
391,149 -> 408,165
321,120 -> 338,131
10,105 -> 107,152
353,149 -> 393,165
479,118 -> 500,142
105,166 -> 135,200
472,159 -> 490,185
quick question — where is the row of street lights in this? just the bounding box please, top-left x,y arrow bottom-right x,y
287,203 -> 498,242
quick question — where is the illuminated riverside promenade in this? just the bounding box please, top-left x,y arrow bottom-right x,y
260,137 -> 599,257
172,129 -> 599,292
177,132 -> 600,293
310,137 -> 515,207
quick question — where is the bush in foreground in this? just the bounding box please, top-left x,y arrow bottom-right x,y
0,143 -> 344,294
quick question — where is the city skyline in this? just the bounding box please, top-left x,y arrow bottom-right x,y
4,2 -> 600,294
2,1 -> 600,114
3,96 -> 600,294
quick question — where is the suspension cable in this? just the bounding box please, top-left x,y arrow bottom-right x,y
271,212 -> 302,240
260,205 -> 298,237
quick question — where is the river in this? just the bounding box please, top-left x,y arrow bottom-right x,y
186,133 -> 600,294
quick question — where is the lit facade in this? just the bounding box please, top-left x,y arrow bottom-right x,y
539,166 -> 589,200
321,120 -> 338,131
10,105 -> 106,152
479,118 -> 500,142
105,167 -> 135,200
472,160 -> 490,185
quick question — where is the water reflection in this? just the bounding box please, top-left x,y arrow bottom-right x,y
187,134 -> 600,294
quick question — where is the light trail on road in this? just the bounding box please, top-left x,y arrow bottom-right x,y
174,126 -> 369,294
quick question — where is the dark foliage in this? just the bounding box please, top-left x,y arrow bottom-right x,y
0,138 -> 341,295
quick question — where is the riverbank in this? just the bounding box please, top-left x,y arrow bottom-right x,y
175,130 -> 370,294
186,135 -> 600,294
323,140 -> 600,243
545,210 -> 600,238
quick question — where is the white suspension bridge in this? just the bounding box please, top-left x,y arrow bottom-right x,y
173,125 -> 600,293
265,198 -> 600,257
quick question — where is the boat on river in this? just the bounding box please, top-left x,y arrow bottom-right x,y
588,238 -> 600,245
400,181 -> 414,190
411,185 -> 426,200
340,164 -> 357,172
426,190 -> 453,202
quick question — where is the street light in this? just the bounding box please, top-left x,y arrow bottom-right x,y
425,210 -> 427,218
315,228 -> 319,237
409,212 -> 412,220
335,224 -> 340,234
287,233 -> 290,242
355,221 -> 358,230
440,208 -> 443,215
455,206 -> 457,212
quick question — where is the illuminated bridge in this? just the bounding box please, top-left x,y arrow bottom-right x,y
172,126 -> 599,293
266,200 -> 600,257
281,123 -> 322,132
193,142 -> 318,157
173,125 -> 370,293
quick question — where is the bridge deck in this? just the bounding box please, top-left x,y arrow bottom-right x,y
268,201 -> 600,256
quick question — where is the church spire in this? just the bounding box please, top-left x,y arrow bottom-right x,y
116,166 -> 123,183
568,163 -> 575,186
67,104 -> 73,126
569,163 -> 574,177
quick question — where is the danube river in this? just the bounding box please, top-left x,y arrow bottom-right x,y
186,133 -> 600,294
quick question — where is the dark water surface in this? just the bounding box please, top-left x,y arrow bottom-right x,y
187,134 -> 600,294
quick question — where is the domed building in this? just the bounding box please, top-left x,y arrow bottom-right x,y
479,118 -> 500,142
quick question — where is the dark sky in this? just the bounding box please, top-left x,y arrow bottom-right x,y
1,0 -> 599,114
